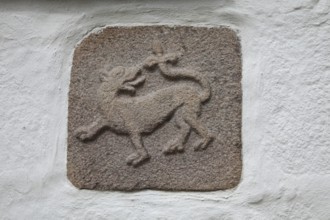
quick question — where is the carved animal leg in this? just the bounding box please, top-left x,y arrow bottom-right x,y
163,113 -> 191,154
126,133 -> 150,166
182,110 -> 214,151
75,118 -> 107,141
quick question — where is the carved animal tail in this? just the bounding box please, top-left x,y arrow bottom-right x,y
158,63 -> 211,102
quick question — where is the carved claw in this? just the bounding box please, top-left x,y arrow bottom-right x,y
163,140 -> 184,154
126,153 -> 150,167
201,136 -> 215,150
193,136 -> 214,151
177,144 -> 184,152
126,153 -> 140,164
193,139 -> 204,151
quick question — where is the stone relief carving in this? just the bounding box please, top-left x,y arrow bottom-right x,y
75,41 -> 214,167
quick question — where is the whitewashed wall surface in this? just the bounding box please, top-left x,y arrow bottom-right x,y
1,0 -> 330,219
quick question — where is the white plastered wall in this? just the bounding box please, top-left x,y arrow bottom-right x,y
0,0 -> 329,219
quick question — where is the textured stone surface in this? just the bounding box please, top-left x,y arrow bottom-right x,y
67,26 -> 242,191
1,0 -> 330,219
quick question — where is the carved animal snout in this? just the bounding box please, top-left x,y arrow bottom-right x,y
120,67 -> 145,93
99,64 -> 145,94
123,67 -> 142,82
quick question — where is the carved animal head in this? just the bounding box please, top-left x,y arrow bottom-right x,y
100,65 -> 146,94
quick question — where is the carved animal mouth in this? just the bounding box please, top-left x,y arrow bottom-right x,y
121,68 -> 146,93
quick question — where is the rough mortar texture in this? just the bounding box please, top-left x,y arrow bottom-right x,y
0,0 -> 329,219
68,26 -> 242,191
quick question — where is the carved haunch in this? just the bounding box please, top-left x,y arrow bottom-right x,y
75,41 -> 214,167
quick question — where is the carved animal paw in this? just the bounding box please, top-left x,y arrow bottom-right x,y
126,153 -> 150,167
163,141 -> 184,154
194,136 -> 215,151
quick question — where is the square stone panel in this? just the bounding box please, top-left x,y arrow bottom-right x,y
67,26 -> 242,191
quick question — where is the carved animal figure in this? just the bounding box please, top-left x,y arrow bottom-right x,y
75,44 -> 214,166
